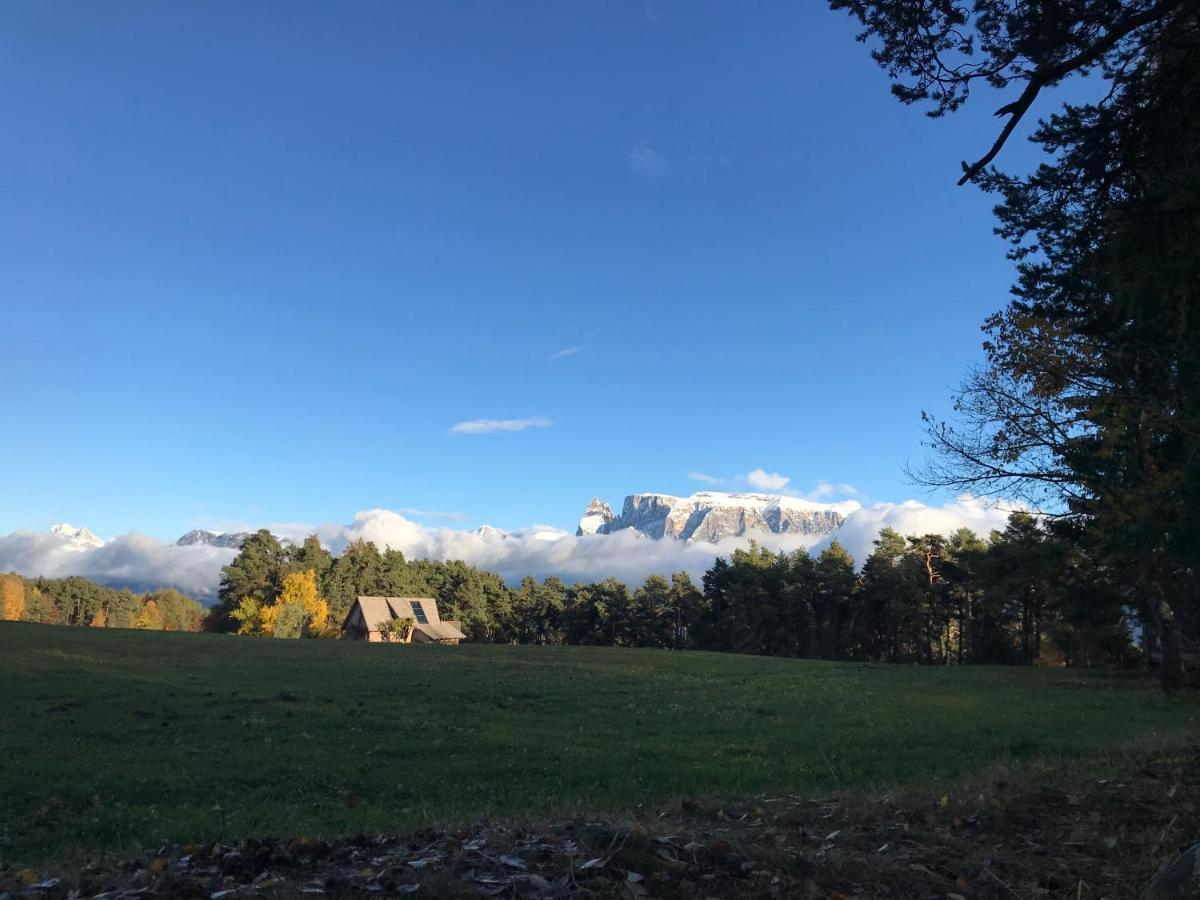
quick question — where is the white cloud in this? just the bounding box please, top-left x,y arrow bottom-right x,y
0,497 -> 1024,602
687,471 -> 723,485
0,529 -> 238,599
629,140 -> 670,177
307,509 -> 822,588
450,416 -> 552,435
549,346 -> 582,361
744,468 -> 791,491
811,495 -> 1023,566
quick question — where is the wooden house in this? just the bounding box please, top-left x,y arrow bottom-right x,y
342,596 -> 466,644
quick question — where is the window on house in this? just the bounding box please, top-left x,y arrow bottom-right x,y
410,601 -> 429,624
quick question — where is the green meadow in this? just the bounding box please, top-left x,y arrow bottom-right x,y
1,622 -> 1196,866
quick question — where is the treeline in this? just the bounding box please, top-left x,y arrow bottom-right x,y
699,514 -> 1134,666
211,514 -> 1138,666
0,572 -> 206,632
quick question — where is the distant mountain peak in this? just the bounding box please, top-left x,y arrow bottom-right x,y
576,498 -> 616,536
474,525 -> 509,541
176,529 -> 250,549
576,490 -> 852,542
49,523 -> 105,550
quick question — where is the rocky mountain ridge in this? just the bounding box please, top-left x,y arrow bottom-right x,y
576,491 -> 853,542
175,529 -> 252,549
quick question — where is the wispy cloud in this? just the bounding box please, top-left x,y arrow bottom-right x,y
800,481 -> 861,501
687,471 -> 723,485
744,468 -> 791,491
450,416 -> 552,435
549,346 -> 582,361
629,140 -> 670,177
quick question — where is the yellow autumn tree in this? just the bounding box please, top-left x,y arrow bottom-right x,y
0,574 -> 25,622
277,569 -> 332,638
232,596 -> 265,635
133,599 -> 163,630
233,570 -> 331,639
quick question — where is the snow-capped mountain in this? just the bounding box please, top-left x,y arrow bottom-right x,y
473,525 -> 510,541
474,524 -> 566,542
577,498 -> 615,535
49,523 -> 105,550
577,491 -> 856,542
176,529 -> 251,549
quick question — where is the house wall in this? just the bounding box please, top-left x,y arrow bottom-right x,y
369,630 -> 415,644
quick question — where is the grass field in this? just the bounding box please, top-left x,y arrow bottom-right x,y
1,622 -> 1197,867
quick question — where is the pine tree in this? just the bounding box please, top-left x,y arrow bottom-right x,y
814,540 -> 857,659
214,530 -> 286,631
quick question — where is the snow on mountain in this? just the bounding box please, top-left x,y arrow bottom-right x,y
576,498 -> 615,536
49,523 -> 105,550
473,525 -> 509,541
578,491 -> 857,542
475,524 -> 566,542
176,529 -> 251,549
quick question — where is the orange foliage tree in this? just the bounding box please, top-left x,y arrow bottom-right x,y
0,574 -> 25,621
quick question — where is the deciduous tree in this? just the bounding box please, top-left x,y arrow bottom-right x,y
0,574 -> 25,621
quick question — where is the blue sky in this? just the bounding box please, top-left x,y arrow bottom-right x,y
1,1 -> 1063,540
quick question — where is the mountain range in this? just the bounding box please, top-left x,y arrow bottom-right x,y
43,490 -> 856,557
576,491 -> 855,542
175,529 -> 253,549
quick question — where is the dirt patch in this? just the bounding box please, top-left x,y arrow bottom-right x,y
2,747 -> 1196,898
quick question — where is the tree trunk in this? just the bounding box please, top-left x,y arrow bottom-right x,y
957,589 -> 965,665
1158,596 -> 1186,692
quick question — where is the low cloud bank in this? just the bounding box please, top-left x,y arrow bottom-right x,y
0,530 -> 238,598
0,497 -> 1021,602
809,496 -> 1022,562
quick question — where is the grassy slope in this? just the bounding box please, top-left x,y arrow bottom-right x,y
1,622 -> 1196,865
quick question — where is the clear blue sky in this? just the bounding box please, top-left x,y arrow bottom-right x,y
1,1 -> 1062,539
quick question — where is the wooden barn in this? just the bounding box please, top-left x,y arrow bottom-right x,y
341,596 -> 466,644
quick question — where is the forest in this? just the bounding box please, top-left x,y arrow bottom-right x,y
196,513 -> 1140,667
0,572 -> 205,632
0,510 -> 1147,667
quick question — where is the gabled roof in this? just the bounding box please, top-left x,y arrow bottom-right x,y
414,620 -> 467,641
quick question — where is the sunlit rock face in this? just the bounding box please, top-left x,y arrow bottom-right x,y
576,498 -> 616,536
577,491 -> 851,542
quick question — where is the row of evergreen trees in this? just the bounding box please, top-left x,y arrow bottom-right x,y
0,572 -> 206,632
210,513 -> 1138,665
